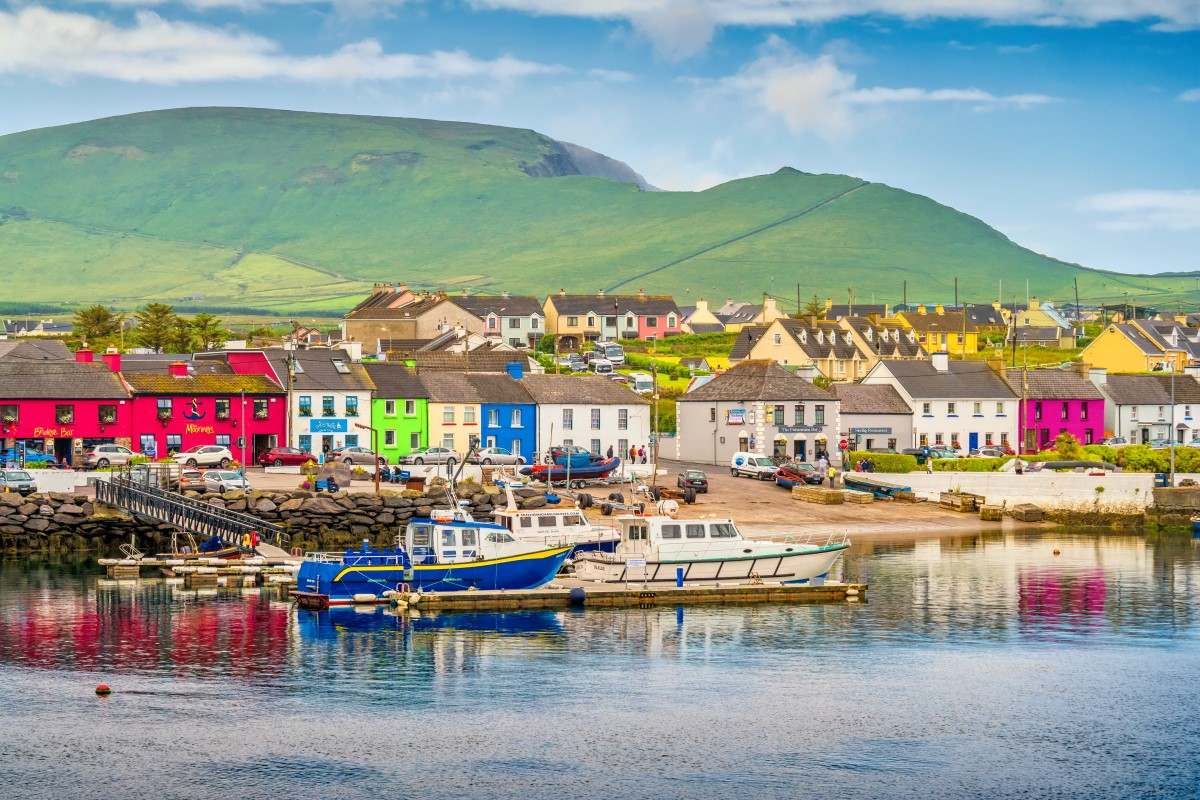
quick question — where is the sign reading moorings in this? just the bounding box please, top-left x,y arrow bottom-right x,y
776,425 -> 824,434
850,427 -> 893,435
310,419 -> 349,433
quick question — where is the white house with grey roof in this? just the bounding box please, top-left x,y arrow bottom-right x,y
264,349 -> 376,454
861,353 -> 1018,454
832,383 -> 914,452
1091,371 -> 1200,445
518,374 -> 651,461
450,294 -> 545,349
675,360 -> 839,465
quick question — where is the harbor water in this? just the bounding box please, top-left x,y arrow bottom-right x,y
2,529 -> 1199,799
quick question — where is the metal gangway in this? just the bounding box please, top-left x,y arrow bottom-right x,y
94,473 -> 288,549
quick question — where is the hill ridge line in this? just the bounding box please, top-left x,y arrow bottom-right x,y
603,180 -> 868,293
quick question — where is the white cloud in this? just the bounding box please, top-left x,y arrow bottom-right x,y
706,37 -> 1055,139
470,1 -> 1200,57
1081,189 -> 1200,232
0,6 -> 564,84
1181,88 -> 1200,102
586,67 -> 636,82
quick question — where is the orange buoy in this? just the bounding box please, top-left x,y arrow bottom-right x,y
1052,548 -> 1061,556
95,683 -> 112,696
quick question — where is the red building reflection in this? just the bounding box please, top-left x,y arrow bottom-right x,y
1018,568 -> 1107,619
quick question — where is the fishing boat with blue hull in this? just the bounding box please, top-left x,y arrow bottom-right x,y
521,445 -> 621,484
491,483 -> 619,555
295,510 -> 572,607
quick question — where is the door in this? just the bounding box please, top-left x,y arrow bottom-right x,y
53,438 -> 73,466
772,438 -> 787,458
1141,428 -> 1150,444
968,432 -> 979,452
793,439 -> 806,461
321,435 -> 335,455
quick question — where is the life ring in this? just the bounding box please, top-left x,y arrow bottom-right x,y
290,546 -> 303,557
395,582 -> 410,594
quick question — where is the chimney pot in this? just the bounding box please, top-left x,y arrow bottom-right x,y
101,349 -> 121,373
74,348 -> 94,364
168,361 -> 189,378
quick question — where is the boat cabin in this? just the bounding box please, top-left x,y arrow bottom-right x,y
405,508 -> 518,565
492,507 -> 590,533
615,516 -> 744,556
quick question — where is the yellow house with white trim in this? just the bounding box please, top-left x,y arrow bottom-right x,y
1080,321 -> 1189,373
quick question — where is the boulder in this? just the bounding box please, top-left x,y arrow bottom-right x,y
519,496 -> 547,509
226,499 -> 248,512
383,495 -> 412,508
26,518 -> 50,532
206,497 -> 227,508
254,498 -> 278,513
376,513 -> 395,526
301,497 -> 342,515
57,503 -> 85,515
0,494 -> 23,508
7,514 -> 28,524
415,506 -> 433,517
18,503 -> 37,516
38,504 -> 54,516
53,513 -> 83,526
0,524 -> 24,535
278,498 -> 304,512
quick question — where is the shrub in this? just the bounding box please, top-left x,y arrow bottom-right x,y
933,457 -> 1007,472
846,450 -> 917,473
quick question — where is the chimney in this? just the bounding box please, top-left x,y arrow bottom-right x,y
1088,367 -> 1107,387
559,288 -> 566,297
764,298 -> 779,317
597,289 -> 606,298
990,358 -> 1006,379
101,347 -> 121,373
935,304 -> 945,316
696,299 -> 709,313
1076,361 -> 1090,378
825,297 -> 833,310
74,348 -> 94,364
931,351 -> 949,373
637,288 -> 647,300
168,361 -> 189,378
502,290 -> 510,299
992,301 -> 1002,311
505,360 -> 525,380
917,304 -> 927,315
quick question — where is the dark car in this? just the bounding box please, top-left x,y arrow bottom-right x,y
676,469 -> 708,493
258,446 -> 317,467
774,461 -> 823,488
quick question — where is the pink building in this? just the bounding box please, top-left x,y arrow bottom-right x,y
1005,368 -> 1105,452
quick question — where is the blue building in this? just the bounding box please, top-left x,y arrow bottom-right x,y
474,366 -> 537,463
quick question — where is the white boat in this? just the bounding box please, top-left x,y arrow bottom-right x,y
490,484 -> 620,555
572,514 -> 849,584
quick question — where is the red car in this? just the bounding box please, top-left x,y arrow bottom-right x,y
258,447 -> 317,467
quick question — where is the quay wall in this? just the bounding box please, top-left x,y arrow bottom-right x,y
897,472 -> 1159,510
0,486 -> 556,554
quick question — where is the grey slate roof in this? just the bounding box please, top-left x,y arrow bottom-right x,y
843,317 -> 923,358
716,303 -> 761,324
0,340 -> 72,361
833,383 -> 912,414
1004,368 -> 1104,400
1111,323 -> 1166,355
901,310 -> 979,333
519,374 -> 648,405
0,361 -> 130,399
344,295 -> 452,320
364,363 -> 428,399
825,304 -> 887,320
547,294 -> 680,316
687,323 -> 726,334
419,373 -> 533,405
412,351 -> 533,373
1100,374 -> 1200,406
877,359 -> 1016,399
468,373 -> 535,405
1012,326 -> 1067,343
262,349 -> 375,392
451,295 -> 543,318
681,360 -> 834,402
963,304 -> 1006,327
729,325 -> 769,360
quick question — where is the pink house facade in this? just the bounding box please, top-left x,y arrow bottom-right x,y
1005,369 -> 1105,452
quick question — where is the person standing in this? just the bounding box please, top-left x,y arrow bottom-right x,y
606,444 -> 614,460
629,444 -> 637,462
826,463 -> 838,488
638,445 -> 646,464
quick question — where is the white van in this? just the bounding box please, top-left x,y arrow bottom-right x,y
591,358 -> 614,375
628,371 -> 654,394
601,342 -> 626,366
729,451 -> 779,480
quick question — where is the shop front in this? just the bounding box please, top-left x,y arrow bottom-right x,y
127,392 -> 286,463
0,398 -> 132,466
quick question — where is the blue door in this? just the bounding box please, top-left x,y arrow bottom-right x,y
968,432 -> 979,452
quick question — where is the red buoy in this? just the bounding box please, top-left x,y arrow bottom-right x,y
95,683 -> 112,696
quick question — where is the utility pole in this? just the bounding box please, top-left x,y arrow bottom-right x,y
796,283 -> 801,318
954,277 -> 958,308
1073,277 -> 1081,344
848,287 -> 854,318
902,280 -> 907,310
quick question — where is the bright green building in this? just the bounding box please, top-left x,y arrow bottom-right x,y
364,364 -> 428,463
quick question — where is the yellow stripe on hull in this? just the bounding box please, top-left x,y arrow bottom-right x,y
331,545 -> 574,583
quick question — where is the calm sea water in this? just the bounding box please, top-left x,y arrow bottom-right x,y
2,530 -> 1199,800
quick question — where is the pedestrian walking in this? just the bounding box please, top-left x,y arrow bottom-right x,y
629,445 -> 637,461
826,464 -> 838,488
606,445 -> 614,460
926,458 -> 934,475
638,445 -> 646,464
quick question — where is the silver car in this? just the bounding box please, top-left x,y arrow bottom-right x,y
173,445 -> 234,468
332,446 -> 386,466
0,469 -> 37,496
399,447 -> 458,465
202,470 -> 251,493
469,447 -> 526,466
84,444 -> 135,468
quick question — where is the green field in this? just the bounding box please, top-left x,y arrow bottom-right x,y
2,106 -> 1196,313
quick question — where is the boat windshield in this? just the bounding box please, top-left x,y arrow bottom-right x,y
627,524 -> 648,541
709,523 -> 739,538
685,523 -> 706,539
486,531 -> 516,543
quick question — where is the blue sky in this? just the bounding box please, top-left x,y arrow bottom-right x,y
1,1 -> 1197,275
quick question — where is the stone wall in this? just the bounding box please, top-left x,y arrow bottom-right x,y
0,484 -> 554,555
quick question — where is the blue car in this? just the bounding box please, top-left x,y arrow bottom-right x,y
0,448 -> 57,468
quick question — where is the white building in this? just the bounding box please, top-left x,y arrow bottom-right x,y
266,349 -> 375,454
519,374 -> 651,459
1092,371 -> 1200,445
861,353 -> 1018,453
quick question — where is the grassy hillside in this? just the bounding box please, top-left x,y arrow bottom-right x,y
0,107 -> 1194,313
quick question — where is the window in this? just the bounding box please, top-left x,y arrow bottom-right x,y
1084,429 -> 1093,445
488,316 -> 498,330
567,316 -> 579,327
215,399 -> 231,419
156,398 -> 172,420
532,317 -> 540,329
563,438 -> 573,447
1060,402 -> 1069,420
618,438 -> 628,456
409,432 -> 420,449
299,435 -> 312,453
488,408 -> 499,426
973,402 -> 982,416
922,402 -> 931,416
442,433 -> 455,449
464,406 -> 476,424
947,402 -> 957,416
331,359 -> 350,375
538,515 -> 558,528
591,408 -> 601,429
1158,405 -> 1166,419
404,399 -> 416,416
254,399 -> 268,420
646,316 -> 658,328
1035,402 -> 1042,420
97,405 -> 116,425
1080,402 -> 1089,421
950,435 -> 960,449
661,524 -> 682,539
0,404 -> 16,424
345,435 -> 358,447
512,408 -> 523,427
511,439 -> 521,456
626,315 -> 635,329
1186,405 -> 1192,419
796,405 -> 805,425
668,314 -> 676,328
384,400 -> 396,416
935,433 -> 944,445
1000,432 -> 1009,445
139,433 -> 158,456
685,523 -> 706,539
563,408 -> 574,430
985,433 -> 994,446
505,317 -> 520,330
443,406 -> 456,424
919,433 -> 928,446
52,404 -> 74,425
591,438 -> 601,454
166,434 -> 182,452
345,396 -> 359,417
996,402 -> 1004,415
773,405 -> 785,425
709,523 -> 737,538
773,333 -> 782,345
321,396 -> 335,417
384,430 -> 396,447
216,434 -> 231,448
298,395 -> 312,417
814,405 -> 825,425
709,407 -> 716,423
587,315 -> 596,328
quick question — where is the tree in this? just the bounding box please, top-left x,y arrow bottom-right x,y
73,304 -> 121,343
798,294 -> 826,320
191,313 -> 228,350
1053,432 -> 1086,460
166,315 -> 197,353
133,303 -> 176,353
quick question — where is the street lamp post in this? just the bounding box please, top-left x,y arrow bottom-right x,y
355,422 -> 381,496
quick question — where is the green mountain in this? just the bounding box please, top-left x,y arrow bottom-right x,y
0,106 -> 1192,314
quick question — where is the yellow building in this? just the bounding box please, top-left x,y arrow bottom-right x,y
895,304 -> 980,355
681,298 -> 725,334
1080,321 -> 1189,373
424,376 -> 483,455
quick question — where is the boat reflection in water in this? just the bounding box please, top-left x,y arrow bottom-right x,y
296,605 -> 565,641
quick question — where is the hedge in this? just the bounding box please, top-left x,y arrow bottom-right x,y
932,457 -> 1007,472
846,451 -> 918,473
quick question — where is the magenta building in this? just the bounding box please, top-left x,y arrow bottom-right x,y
1005,368 -> 1105,452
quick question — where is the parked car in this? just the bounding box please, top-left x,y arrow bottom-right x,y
901,447 -> 929,464
1,448 -> 58,468
83,444 -> 136,469
332,446 -> 386,466
927,448 -> 959,460
179,469 -> 206,493
398,447 -> 459,465
1102,436 -> 1128,446
774,461 -> 823,487
203,469 -> 251,493
729,451 -> 779,480
676,469 -> 709,493
258,446 -> 317,467
469,447 -> 526,465
0,469 -> 37,496
972,447 -> 1008,458
1148,438 -> 1174,449
173,445 -> 234,468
